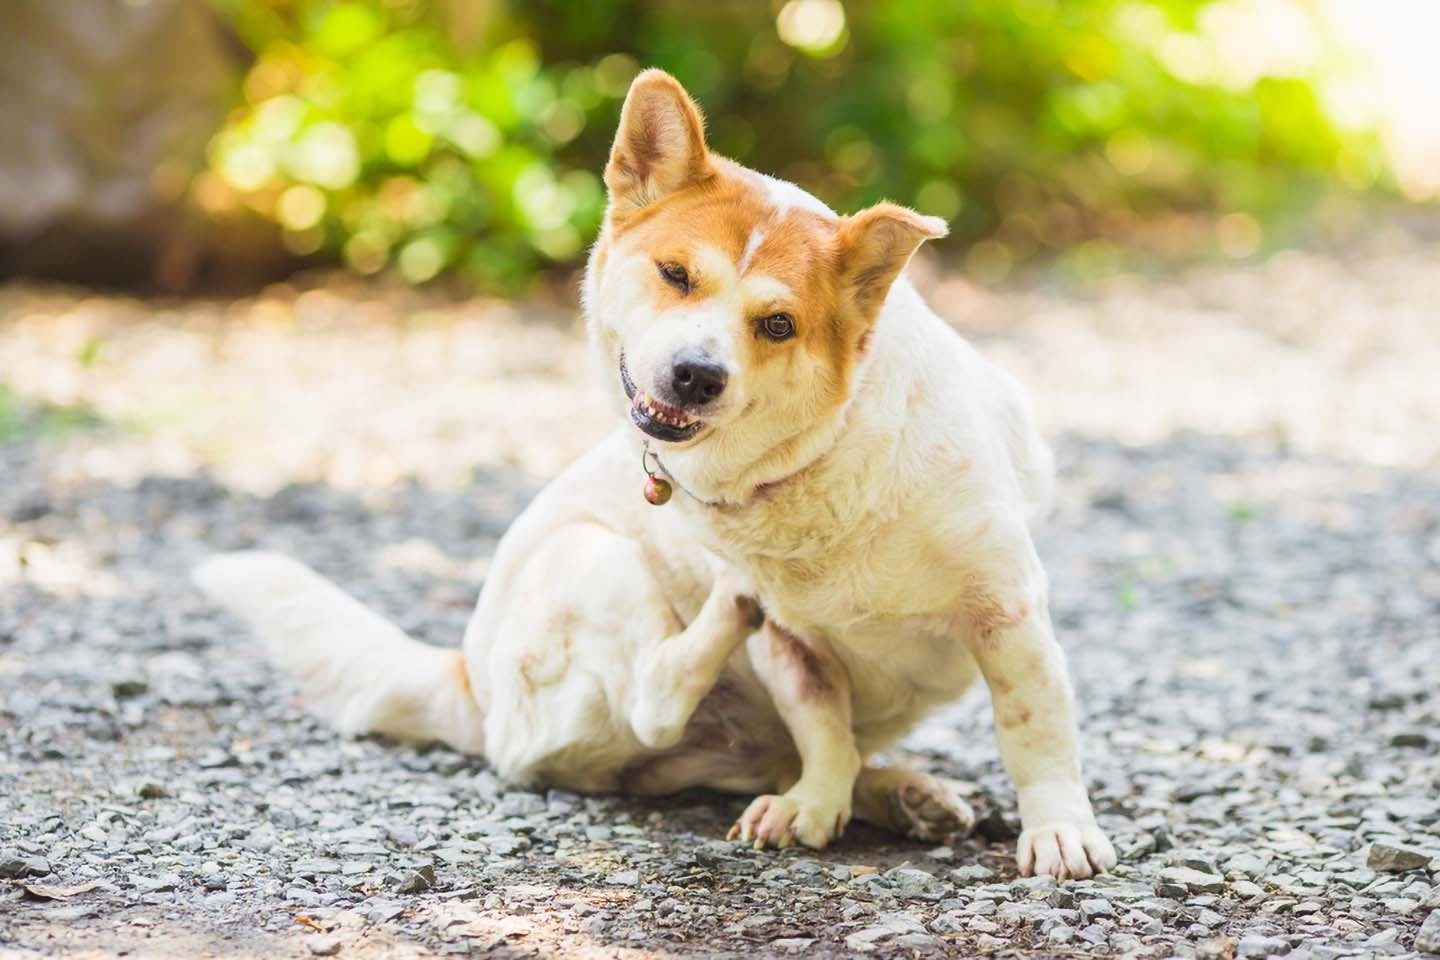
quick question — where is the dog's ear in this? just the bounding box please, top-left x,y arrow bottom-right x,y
837,203 -> 948,315
604,69 -> 712,220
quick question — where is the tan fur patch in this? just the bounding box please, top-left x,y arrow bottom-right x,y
767,623 -> 835,701
997,702 -> 1033,729
967,588 -> 1032,641
453,650 -> 471,697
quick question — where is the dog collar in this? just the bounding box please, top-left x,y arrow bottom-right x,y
641,441 -> 808,509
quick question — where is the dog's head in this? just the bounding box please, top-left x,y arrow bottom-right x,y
584,69 -> 946,497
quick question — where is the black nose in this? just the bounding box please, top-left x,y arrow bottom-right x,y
670,352 -> 728,406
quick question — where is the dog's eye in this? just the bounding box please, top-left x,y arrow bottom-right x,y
657,261 -> 690,294
759,313 -> 795,341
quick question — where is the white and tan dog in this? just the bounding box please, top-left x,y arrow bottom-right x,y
197,70 -> 1116,879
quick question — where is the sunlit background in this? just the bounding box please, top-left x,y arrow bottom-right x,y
1,0 -> 1438,511
3,0 -> 1439,292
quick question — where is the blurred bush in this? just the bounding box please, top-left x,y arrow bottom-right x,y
203,0 -> 1383,290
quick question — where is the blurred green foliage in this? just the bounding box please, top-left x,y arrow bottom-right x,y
0,386 -> 104,445
205,0 -> 1380,289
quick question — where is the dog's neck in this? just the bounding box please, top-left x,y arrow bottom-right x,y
650,407 -> 850,509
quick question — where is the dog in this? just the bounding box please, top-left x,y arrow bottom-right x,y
196,69 -> 1116,879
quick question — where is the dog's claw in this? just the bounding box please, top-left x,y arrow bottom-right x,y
777,833 -> 792,850
726,824 -> 740,842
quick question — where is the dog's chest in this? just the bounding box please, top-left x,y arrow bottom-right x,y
696,492 -> 959,638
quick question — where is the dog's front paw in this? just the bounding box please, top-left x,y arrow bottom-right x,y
727,789 -> 849,850
1017,819 -> 1116,880
1015,781 -> 1116,880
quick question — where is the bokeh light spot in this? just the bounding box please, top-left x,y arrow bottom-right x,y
776,0 -> 847,57
288,123 -> 359,190
916,180 -> 963,221
344,231 -> 389,275
277,185 -> 326,231
398,236 -> 447,284
217,142 -> 274,192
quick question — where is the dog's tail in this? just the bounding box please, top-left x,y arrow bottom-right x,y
192,551 -> 486,755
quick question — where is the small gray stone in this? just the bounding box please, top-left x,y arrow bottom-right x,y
606,870 -> 640,886
1368,843 -> 1431,873
894,933 -> 943,951
770,939 -> 816,952
1383,897 -> 1420,916
496,792 -> 546,818
0,855 -> 50,878
364,900 -> 405,923
949,864 -> 994,883
1237,935 -> 1291,957
1415,910 -> 1440,954
307,935 -> 342,956
1159,866 -> 1227,894
394,865 -> 436,895
112,678 -> 149,699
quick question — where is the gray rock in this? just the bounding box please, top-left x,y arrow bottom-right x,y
496,792 -> 546,818
1160,866 -> 1227,895
0,855 -> 50,878
306,935 -> 342,956
394,865 -> 436,894
1416,910 -> 1440,954
1046,923 -> 1075,943
1368,843 -> 1431,872
949,864 -> 994,883
1238,935 -> 1291,957
363,900 -> 406,923
769,939 -> 816,952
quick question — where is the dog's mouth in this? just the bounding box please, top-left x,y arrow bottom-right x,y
620,354 -> 704,443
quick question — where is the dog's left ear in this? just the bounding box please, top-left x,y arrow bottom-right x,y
837,203 -> 948,314
605,69 -> 712,221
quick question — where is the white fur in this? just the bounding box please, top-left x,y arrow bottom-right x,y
737,227 -> 766,273
195,86 -> 1113,878
757,171 -> 837,220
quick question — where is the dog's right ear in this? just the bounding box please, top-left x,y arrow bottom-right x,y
837,203 -> 949,316
604,69 -> 711,221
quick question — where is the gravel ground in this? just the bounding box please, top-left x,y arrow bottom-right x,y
3,221 -> 1439,958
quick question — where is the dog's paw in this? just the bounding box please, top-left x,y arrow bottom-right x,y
733,594 -> 765,631
884,773 -> 975,842
727,790 -> 849,850
1017,819 -> 1116,880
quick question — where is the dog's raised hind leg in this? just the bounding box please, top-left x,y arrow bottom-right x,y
852,766 -> 975,841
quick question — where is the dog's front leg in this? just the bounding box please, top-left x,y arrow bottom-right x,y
729,623 -> 860,849
969,602 -> 1116,879
628,570 -> 764,750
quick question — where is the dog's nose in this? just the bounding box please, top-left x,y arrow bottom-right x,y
670,352 -> 728,406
